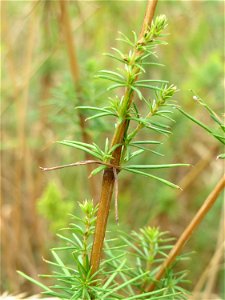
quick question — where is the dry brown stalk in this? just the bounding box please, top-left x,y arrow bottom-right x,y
59,0 -> 99,201
191,242 -> 224,300
90,0 -> 158,276
147,174 -> 225,292
191,203 -> 224,298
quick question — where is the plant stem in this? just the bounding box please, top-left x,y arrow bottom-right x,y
201,205 -> 224,299
90,0 -> 158,276
59,0 -> 99,201
146,174 -> 225,292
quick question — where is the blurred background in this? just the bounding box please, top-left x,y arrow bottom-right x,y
1,0 -> 224,298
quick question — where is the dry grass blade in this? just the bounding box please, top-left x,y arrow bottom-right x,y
191,205 -> 224,300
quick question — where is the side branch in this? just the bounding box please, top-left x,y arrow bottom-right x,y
39,160 -> 120,172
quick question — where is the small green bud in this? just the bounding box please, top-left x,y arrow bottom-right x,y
79,200 -> 95,216
153,15 -> 168,36
143,15 -> 168,44
161,84 -> 177,101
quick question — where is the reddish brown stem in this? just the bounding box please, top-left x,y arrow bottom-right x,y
147,174 -> 225,292
90,0 -> 158,276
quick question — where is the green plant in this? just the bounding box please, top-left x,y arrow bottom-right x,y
18,200 -> 189,299
18,1 -> 192,298
55,5 -> 189,277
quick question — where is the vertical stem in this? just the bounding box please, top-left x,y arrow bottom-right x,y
147,174 -> 225,292
59,0 -> 99,201
90,0 -> 158,276
140,0 -> 158,37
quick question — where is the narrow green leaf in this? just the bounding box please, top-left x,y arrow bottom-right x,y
213,133 -> 225,142
42,290 -> 69,298
145,123 -> 171,135
124,168 -> 181,189
111,47 -> 125,58
137,79 -> 168,84
150,121 -> 170,129
86,112 -> 117,121
56,234 -> 77,246
108,143 -> 123,154
51,246 -> 76,251
107,83 -> 126,91
157,113 -> 175,122
103,52 -> 125,64
98,69 -> 125,80
127,291 -> 181,300
59,140 -> 96,150
124,163 -> 190,170
133,62 -> 146,73
17,271 -> 54,293
126,149 -> 144,160
210,114 -> 225,131
75,106 -> 111,113
117,32 -> 134,46
130,86 -> 143,100
119,236 -> 144,257
51,251 -> 71,277
58,141 -> 102,160
103,271 -> 154,298
134,83 -> 162,92
142,62 -> 165,67
178,108 -> 225,144
103,259 -> 127,289
96,74 -> 125,84
177,108 -> 213,134
90,165 -> 106,176
131,141 -> 161,146
130,144 -> 164,156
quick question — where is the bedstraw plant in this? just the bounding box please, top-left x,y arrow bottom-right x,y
18,1 -> 192,298
18,201 -> 189,299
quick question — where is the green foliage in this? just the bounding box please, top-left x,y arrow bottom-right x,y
37,182 -> 74,232
18,201 -> 189,299
59,15 -> 189,189
178,92 -> 225,159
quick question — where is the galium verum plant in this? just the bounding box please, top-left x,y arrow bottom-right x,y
64,14 -> 189,275
19,6 -> 190,298
18,201 -> 189,299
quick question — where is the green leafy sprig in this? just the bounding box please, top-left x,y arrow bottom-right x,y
18,201 -> 189,299
56,15 -> 189,190
178,91 -> 225,159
